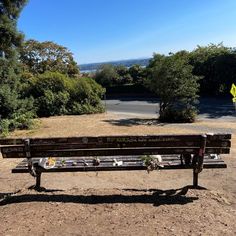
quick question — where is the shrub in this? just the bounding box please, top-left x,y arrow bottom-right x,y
9,111 -> 36,130
158,107 -> 197,123
94,64 -> 119,87
68,77 -> 105,115
28,72 -> 69,117
0,119 -> 11,137
0,111 -> 36,137
147,52 -> 199,123
28,72 -> 105,117
0,81 -> 36,136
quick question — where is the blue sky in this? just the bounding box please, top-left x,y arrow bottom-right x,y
18,0 -> 236,64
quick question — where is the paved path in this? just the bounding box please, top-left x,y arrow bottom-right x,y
104,97 -> 236,120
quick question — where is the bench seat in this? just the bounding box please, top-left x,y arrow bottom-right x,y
12,155 -> 227,173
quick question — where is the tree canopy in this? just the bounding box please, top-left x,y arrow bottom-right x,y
0,0 -> 35,135
147,51 -> 199,122
189,43 -> 236,95
20,39 -> 79,77
0,0 -> 27,60
28,72 -> 105,117
94,64 -> 119,87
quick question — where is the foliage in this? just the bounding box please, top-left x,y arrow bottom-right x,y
0,0 -> 35,136
0,0 -> 27,60
94,64 -> 119,87
115,65 -> 133,84
0,0 -> 105,135
189,43 -> 236,95
66,77 -> 105,115
28,72 -> 105,117
147,51 -> 199,122
0,111 -> 35,137
0,119 -> 10,137
128,64 -> 146,84
94,63 -> 147,87
20,39 -> 79,77
140,155 -> 163,173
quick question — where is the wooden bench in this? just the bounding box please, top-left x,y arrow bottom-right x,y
0,133 -> 231,190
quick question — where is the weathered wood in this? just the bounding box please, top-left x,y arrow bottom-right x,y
1,146 -> 230,159
14,158 -> 227,170
1,133 -> 231,160
3,133 -> 230,190
11,159 -> 227,173
0,134 -> 231,146
0,140 -> 231,152
27,140 -> 232,150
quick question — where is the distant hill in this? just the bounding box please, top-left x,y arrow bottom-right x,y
79,58 -> 151,72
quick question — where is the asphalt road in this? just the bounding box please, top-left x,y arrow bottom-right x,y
104,97 -> 236,120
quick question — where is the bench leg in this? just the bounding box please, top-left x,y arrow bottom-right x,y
193,170 -> 198,188
35,173 -> 41,189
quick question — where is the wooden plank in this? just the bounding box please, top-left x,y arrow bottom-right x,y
0,133 -> 231,146
29,135 -> 203,144
28,140 -> 231,150
206,134 -> 231,140
16,155 -> 226,166
11,160 -> 227,173
28,134 -> 231,144
1,140 -> 231,155
0,139 -> 24,145
11,158 -> 228,173
2,146 -> 230,158
31,147 -> 230,157
1,139 -> 231,152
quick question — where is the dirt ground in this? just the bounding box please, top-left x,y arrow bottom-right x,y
0,113 -> 236,236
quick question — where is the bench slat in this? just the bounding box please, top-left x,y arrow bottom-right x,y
1,147 -> 230,158
11,160 -> 227,173
28,140 -> 230,150
1,140 -> 231,154
0,134 -> 231,146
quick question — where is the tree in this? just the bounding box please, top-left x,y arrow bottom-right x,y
147,51 -> 199,122
0,0 -> 27,60
20,39 -> 79,77
0,0 -> 34,135
189,43 -> 236,95
94,64 -> 119,87
128,64 -> 145,84
115,65 -> 133,84
0,0 -> 27,84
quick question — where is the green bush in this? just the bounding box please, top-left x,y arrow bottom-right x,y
159,107 -> 197,123
0,111 -> 35,137
28,72 -> 105,117
0,80 -> 36,136
9,111 -> 36,130
94,64 -> 119,87
147,51 -> 199,123
35,90 -> 70,117
70,102 -> 105,115
0,119 -> 11,137
67,77 -> 105,115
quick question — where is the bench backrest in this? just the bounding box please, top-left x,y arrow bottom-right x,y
0,134 -> 231,158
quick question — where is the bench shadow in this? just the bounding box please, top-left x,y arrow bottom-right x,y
0,190 -> 21,201
0,186 -> 201,207
28,185 -> 64,193
103,118 -> 167,127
